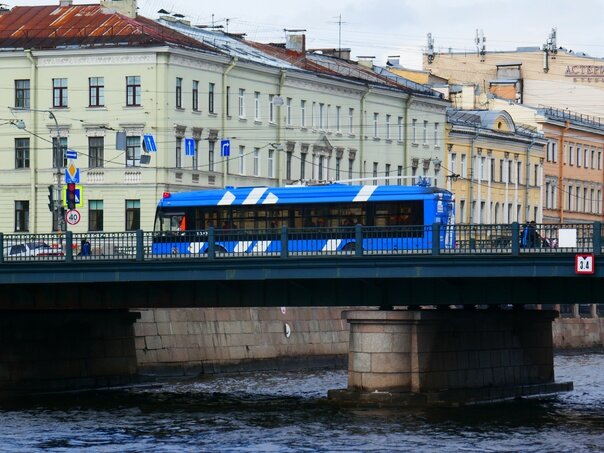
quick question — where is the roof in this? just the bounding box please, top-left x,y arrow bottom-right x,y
0,5 -> 215,51
447,109 -> 545,139
158,184 -> 451,208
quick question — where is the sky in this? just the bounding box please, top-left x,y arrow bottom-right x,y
4,0 -> 604,69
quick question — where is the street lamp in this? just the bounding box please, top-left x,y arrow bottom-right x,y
10,108 -> 65,231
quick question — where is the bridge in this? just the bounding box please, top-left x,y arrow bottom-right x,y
0,222 -> 599,404
0,222 -> 602,309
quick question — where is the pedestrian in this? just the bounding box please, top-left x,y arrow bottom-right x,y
79,239 -> 91,256
523,221 -> 538,247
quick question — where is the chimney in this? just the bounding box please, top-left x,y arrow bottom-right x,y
357,56 -> 375,68
100,0 -> 137,18
59,0 -> 73,6
387,55 -> 400,67
285,30 -> 306,53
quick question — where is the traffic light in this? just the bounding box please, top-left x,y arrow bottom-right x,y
47,185 -> 54,212
66,183 -> 76,210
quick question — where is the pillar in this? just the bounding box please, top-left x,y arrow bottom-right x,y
328,309 -> 573,406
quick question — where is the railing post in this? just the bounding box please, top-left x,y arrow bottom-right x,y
511,222 -> 520,256
355,223 -> 363,256
593,221 -> 601,255
280,226 -> 288,259
0,232 -> 4,264
432,223 -> 440,256
65,230 -> 73,262
136,229 -> 144,262
208,227 -> 215,260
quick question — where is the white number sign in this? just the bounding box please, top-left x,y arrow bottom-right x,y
66,209 -> 81,226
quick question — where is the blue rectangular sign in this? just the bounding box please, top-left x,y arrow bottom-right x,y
220,139 -> 230,157
66,150 -> 77,160
65,168 -> 80,184
185,138 -> 195,156
143,134 -> 157,152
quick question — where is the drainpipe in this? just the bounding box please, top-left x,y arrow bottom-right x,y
25,50 -> 38,231
468,131 -> 478,223
277,69 -> 287,186
524,138 -> 535,223
222,57 -> 237,187
558,120 -> 570,223
359,85 -> 371,180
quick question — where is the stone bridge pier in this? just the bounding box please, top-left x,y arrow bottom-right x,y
0,310 -> 140,399
328,309 -> 573,406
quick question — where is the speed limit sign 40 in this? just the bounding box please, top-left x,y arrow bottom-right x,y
66,209 -> 81,225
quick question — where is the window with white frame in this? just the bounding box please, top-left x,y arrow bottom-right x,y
325,105 -> 330,130
460,154 -> 467,178
336,106 -> 341,133
348,108 -> 354,134
238,89 -> 246,118
176,77 -> 182,109
311,102 -> 316,128
412,119 -> 417,143
208,83 -> 215,113
423,120 -> 428,144
238,145 -> 245,174
269,95 -> 275,123
397,117 -> 403,141
286,98 -> 292,126
319,103 -> 324,129
253,147 -> 260,176
373,113 -> 379,138
300,100 -> 306,128
434,123 -> 439,147
192,80 -> 199,111
268,149 -> 274,178
386,114 -> 391,140
208,140 -> 215,171
254,91 -> 260,120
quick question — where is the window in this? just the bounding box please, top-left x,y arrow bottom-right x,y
286,98 -> 292,126
385,163 -> 391,185
325,105 -> 330,130
254,92 -> 260,120
254,148 -> 260,177
175,77 -> 182,109
450,153 -> 457,175
599,150 -> 603,170
208,141 -> 215,171
336,106 -> 341,133
15,138 -> 30,169
52,137 -> 67,169
15,201 -> 29,232
318,155 -> 325,180
348,159 -> 354,180
373,113 -> 379,138
89,200 -> 104,231
385,114 -> 391,140
175,137 -> 182,168
301,153 -> 307,179
591,149 -> 595,169
226,86 -> 231,116
52,78 -> 68,108
348,108 -> 354,134
269,95 -> 275,123
412,119 -> 417,143
534,164 -> 539,186
300,100 -> 306,127
15,79 -> 30,108
238,89 -> 246,118
311,102 -> 316,128
397,117 -> 403,141
434,123 -> 439,147
208,83 -> 215,113
126,76 -> 141,106
569,145 -> 574,165
88,137 -> 104,168
460,154 -> 467,178
577,146 -> 581,167
335,156 -> 341,180
516,161 -> 522,184
126,136 -> 141,167
372,162 -> 378,184
238,145 -> 245,174
422,120 -> 428,144
88,77 -> 104,107
397,165 -> 402,185
286,151 -> 292,180
192,80 -> 199,111
125,200 -> 140,231
268,149 -> 274,178
584,148 -> 589,168
192,139 -> 199,170
319,103 -> 324,129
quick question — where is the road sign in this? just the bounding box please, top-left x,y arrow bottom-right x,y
65,163 -> 80,183
185,138 -> 195,156
65,209 -> 81,225
575,254 -> 595,274
221,139 -> 230,157
143,134 -> 157,152
62,184 -> 83,208
66,149 -> 77,160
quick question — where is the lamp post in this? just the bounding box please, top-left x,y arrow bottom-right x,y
12,108 -> 65,231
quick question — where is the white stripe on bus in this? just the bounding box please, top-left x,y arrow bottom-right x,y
322,239 -> 342,252
251,241 -> 272,253
234,241 -> 253,253
218,191 -> 236,205
263,192 -> 279,204
243,187 -> 268,205
353,185 -> 377,202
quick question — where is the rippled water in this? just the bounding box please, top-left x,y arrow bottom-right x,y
1,353 -> 603,452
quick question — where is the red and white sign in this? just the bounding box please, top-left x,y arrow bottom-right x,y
65,209 -> 81,226
575,254 -> 595,275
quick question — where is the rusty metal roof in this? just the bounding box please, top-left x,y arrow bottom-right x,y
0,5 -> 216,52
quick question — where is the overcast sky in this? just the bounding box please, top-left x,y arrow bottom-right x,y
5,0 -> 604,68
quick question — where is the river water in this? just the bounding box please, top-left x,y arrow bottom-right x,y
0,352 -> 603,452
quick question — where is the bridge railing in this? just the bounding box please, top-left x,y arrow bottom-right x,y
0,222 -> 602,263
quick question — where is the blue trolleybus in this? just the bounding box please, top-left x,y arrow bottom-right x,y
152,183 -> 455,255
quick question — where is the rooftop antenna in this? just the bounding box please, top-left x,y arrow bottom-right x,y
475,29 -> 486,62
542,27 -> 557,73
226,18 -> 229,33
426,32 -> 435,64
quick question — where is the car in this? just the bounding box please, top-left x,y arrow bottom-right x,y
3,241 -> 64,259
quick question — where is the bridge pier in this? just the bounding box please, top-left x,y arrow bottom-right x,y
0,310 -> 140,399
328,309 -> 573,406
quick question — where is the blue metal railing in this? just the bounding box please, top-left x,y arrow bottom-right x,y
1,222 -> 602,263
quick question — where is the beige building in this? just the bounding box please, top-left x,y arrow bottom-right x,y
0,0 -> 449,234
446,110 -> 546,225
